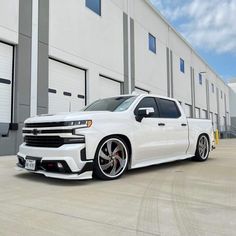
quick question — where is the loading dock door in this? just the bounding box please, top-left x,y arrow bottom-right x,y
99,75 -> 122,98
184,104 -> 192,118
135,87 -> 149,94
49,59 -> 86,114
0,43 -> 13,124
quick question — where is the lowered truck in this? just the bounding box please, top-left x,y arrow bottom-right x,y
17,94 -> 215,180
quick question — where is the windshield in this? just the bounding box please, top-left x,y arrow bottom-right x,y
83,96 -> 136,112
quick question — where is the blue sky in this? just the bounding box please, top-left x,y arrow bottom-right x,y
150,0 -> 236,82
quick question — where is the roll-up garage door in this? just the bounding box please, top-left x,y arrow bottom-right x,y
49,59 -> 86,114
99,75 -> 122,98
184,104 -> 192,118
135,87 -> 149,94
0,43 -> 13,124
214,113 -> 218,131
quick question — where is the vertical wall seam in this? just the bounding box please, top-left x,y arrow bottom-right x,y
190,67 -> 196,118
130,18 -> 135,93
216,87 -> 220,129
170,50 -> 174,98
37,0 -> 49,114
206,79 -> 210,119
224,93 -> 227,129
166,47 -> 170,97
123,12 -> 129,94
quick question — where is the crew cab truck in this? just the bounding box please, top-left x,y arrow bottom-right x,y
17,94 -> 215,180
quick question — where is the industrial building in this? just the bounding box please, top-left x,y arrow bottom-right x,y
0,0 -> 231,155
228,79 -> 236,129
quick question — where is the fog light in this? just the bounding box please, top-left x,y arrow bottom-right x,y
57,162 -> 63,169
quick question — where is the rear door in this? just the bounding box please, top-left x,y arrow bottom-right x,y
156,98 -> 189,157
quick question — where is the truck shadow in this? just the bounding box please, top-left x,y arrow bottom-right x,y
14,172 -> 96,186
14,157 -> 215,186
125,157 -> 215,177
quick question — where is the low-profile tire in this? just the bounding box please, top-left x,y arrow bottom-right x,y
93,136 -> 129,180
192,134 -> 210,162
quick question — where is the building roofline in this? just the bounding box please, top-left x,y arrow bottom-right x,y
145,0 -> 228,87
228,78 -> 236,84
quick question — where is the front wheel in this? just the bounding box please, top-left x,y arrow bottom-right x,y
93,136 -> 129,180
192,134 -> 210,161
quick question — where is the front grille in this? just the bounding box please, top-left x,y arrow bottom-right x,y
23,129 -> 73,134
25,122 -> 67,128
24,136 -> 85,148
25,136 -> 64,148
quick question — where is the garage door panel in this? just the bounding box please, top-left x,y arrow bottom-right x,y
99,75 -> 121,98
48,93 -> 70,114
184,104 -> 192,118
71,97 -> 85,112
135,87 -> 149,94
0,43 -> 13,123
49,59 -> 86,113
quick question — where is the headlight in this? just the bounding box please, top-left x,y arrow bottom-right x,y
66,120 -> 92,128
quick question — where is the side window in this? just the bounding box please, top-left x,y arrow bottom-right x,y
180,58 -> 185,73
85,0 -> 101,16
134,97 -> 159,117
157,98 -> 181,118
148,33 -> 156,54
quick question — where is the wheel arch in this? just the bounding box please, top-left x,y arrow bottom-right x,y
198,133 -> 210,144
96,134 -> 132,168
196,133 -> 210,152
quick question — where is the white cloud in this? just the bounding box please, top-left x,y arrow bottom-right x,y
150,0 -> 236,54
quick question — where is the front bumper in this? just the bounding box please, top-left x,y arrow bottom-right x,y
16,143 -> 93,180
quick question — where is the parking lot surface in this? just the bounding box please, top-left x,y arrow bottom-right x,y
0,139 -> 236,236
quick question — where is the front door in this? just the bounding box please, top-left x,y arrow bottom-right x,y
133,97 -> 170,165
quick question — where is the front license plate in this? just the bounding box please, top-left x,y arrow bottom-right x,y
25,159 -> 36,171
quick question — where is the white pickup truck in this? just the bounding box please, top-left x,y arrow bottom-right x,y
17,94 -> 215,180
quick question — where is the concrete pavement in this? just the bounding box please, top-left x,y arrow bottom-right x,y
0,139 -> 236,236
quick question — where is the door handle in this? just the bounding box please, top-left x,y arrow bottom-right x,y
158,123 -> 165,126
181,123 -> 187,127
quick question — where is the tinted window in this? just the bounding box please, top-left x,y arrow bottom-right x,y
134,97 -> 159,117
157,98 -> 181,118
86,0 -> 101,16
180,58 -> 185,73
83,96 -> 135,112
149,33 -> 156,54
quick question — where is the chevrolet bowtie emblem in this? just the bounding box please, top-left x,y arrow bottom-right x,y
32,129 -> 40,135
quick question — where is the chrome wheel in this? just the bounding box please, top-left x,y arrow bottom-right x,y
198,135 -> 209,160
98,138 -> 128,178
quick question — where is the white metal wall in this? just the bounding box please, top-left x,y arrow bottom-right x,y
48,0 -> 230,124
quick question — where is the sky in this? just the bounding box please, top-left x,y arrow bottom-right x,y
150,0 -> 236,82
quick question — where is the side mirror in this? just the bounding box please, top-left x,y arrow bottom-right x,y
136,107 -> 154,122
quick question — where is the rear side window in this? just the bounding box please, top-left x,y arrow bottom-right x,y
157,98 -> 181,118
134,97 -> 159,118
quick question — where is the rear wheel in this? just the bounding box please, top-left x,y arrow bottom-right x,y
93,136 -> 129,180
192,134 -> 210,161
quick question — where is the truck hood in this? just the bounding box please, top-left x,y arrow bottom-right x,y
25,111 -> 116,124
